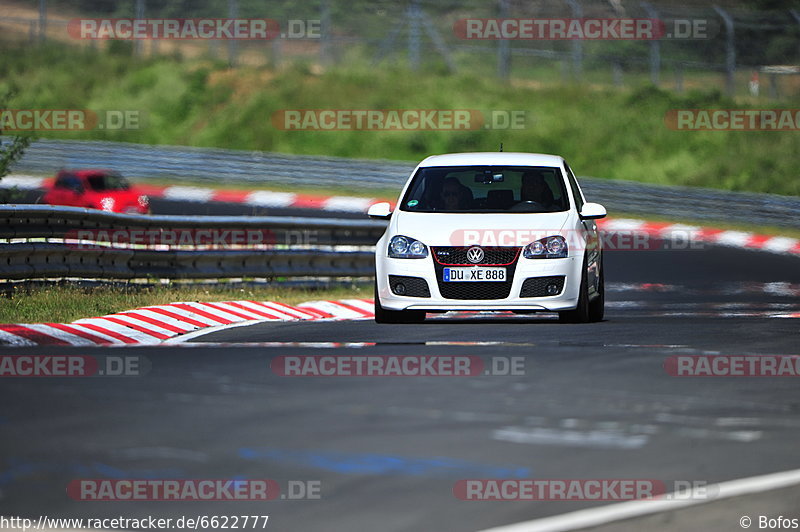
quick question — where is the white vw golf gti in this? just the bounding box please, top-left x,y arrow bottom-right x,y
368,152 -> 607,323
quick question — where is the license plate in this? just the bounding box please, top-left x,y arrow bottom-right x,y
443,267 -> 506,282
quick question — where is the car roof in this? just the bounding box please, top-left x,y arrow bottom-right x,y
417,152 -> 565,168
58,169 -> 121,178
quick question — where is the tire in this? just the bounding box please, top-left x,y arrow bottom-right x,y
559,269 -> 590,323
587,253 -> 605,322
374,283 -> 426,324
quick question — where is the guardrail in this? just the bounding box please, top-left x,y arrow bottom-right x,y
0,205 -> 386,281
8,139 -> 800,229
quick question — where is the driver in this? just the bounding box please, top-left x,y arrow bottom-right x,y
520,171 -> 555,207
440,177 -> 471,210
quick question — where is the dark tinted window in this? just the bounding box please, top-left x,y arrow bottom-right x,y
54,174 -> 83,191
400,166 -> 569,213
564,163 -> 584,211
86,172 -> 130,191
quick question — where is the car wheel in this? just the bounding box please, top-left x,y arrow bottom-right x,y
587,254 -> 605,322
374,283 -> 426,324
559,258 -> 591,323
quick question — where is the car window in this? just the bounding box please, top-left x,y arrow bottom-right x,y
564,162 -> 585,211
86,173 -> 130,191
54,174 -> 83,192
400,165 -> 569,213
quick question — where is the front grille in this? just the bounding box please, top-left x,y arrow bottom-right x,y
432,246 -> 520,300
520,276 -> 565,297
432,246 -> 519,266
388,275 -> 431,298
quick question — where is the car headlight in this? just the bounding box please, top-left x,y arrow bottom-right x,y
99,197 -> 115,211
388,235 -> 428,259
137,195 -> 149,208
523,236 -> 568,259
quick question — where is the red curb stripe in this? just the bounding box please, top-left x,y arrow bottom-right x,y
121,312 -> 191,334
76,322 -> 139,344
224,301 -> 284,319
171,303 -> 235,325
0,325 -> 71,345
46,323 -> 113,345
101,317 -> 171,340
211,189 -> 252,203
144,307 -> 211,329
261,300 -> 329,318
323,300 -> 374,317
201,302 -> 259,321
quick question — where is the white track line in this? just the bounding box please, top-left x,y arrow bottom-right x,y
478,467 -> 800,532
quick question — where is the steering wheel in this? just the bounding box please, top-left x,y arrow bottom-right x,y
510,200 -> 545,211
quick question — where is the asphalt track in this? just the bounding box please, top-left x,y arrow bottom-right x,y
2,240 -> 799,531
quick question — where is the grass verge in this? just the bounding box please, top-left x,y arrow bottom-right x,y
0,282 -> 370,324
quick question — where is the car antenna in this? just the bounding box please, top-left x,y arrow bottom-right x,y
499,143 -> 503,152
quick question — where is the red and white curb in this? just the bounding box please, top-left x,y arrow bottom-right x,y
1,175 -> 390,213
0,299 -> 375,347
5,175 -> 799,256
595,218 -> 800,257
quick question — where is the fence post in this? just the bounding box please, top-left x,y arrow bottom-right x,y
790,9 -> 800,62
228,0 -> 239,66
408,0 -> 421,71
565,0 -> 583,80
642,2 -> 660,85
713,6 -> 735,97
38,0 -> 46,42
134,0 -> 144,57
497,0 -> 511,80
320,0 -> 332,67
613,59 -> 623,87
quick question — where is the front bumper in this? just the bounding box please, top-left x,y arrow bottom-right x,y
376,253 -> 582,312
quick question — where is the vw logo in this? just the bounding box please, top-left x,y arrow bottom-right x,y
466,246 -> 484,264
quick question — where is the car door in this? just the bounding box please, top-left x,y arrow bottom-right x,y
564,162 -> 601,297
46,174 -> 82,206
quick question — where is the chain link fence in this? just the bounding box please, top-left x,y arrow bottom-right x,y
4,0 -> 799,98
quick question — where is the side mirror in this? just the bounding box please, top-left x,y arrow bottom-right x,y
367,202 -> 392,220
579,202 -> 606,220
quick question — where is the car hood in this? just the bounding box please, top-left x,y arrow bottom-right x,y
393,211 -> 573,247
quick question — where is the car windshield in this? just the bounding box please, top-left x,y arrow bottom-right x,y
400,165 -> 569,213
86,172 -> 130,191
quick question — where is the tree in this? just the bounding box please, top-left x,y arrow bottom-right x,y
0,93 -> 36,203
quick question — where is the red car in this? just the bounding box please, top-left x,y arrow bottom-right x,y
42,169 -> 150,214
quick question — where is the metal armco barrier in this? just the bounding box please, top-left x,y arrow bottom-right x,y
0,205 -> 386,280
8,139 -> 800,229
